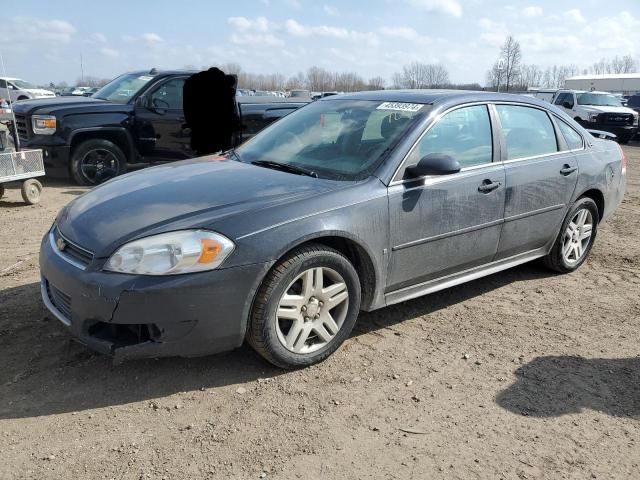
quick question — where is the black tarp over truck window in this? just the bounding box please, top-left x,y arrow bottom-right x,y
183,68 -> 241,156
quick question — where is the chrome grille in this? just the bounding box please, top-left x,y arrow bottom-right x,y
46,280 -> 72,321
52,227 -> 94,268
603,113 -> 634,125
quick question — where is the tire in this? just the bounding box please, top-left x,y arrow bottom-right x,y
70,139 -> 126,186
21,179 -> 42,204
543,197 -> 599,273
247,244 -> 361,369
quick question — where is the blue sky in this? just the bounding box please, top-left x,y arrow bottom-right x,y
1,0 -> 638,86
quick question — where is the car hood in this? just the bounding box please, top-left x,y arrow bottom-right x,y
56,157 -> 343,256
580,105 -> 637,115
12,96 -> 118,116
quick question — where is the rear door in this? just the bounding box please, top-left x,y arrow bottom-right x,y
387,104 -> 506,292
493,104 -> 579,259
134,76 -> 193,160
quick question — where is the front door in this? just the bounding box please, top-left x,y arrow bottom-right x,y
134,77 -> 193,161
387,104 -> 506,292
493,104 -> 579,259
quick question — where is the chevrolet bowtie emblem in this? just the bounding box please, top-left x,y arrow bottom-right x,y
56,237 -> 66,251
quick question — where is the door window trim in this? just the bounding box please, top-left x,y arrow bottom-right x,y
390,101 -> 498,185
551,114 -> 586,152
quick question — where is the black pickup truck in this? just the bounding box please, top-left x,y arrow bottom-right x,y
12,69 -> 309,185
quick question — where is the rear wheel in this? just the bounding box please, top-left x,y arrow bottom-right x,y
543,197 -> 599,273
70,139 -> 126,186
21,179 -> 42,204
247,244 -> 361,369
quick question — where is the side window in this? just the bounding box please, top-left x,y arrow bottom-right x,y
554,93 -> 566,106
149,78 -> 185,110
496,105 -> 558,160
628,96 -> 640,108
557,119 -> 584,150
0,79 -> 6,88
407,105 -> 493,169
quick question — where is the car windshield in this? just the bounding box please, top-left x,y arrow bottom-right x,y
93,73 -> 156,103
576,93 -> 622,107
12,79 -> 36,89
235,99 -> 426,181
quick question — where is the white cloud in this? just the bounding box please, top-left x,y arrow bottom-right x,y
141,33 -> 163,44
228,16 -> 272,33
100,47 -> 119,58
0,17 -> 76,44
523,6 -> 543,17
230,32 -> 284,47
407,0 -> 462,17
564,9 -> 585,23
323,5 -> 339,16
379,26 -> 432,45
92,32 -> 107,43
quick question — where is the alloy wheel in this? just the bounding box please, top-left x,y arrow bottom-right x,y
275,267 -> 349,354
561,208 -> 593,266
80,148 -> 119,184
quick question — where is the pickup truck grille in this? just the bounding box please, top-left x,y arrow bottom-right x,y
596,113 -> 635,126
13,113 -> 30,143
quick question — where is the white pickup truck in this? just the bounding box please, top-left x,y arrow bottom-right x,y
552,89 -> 638,143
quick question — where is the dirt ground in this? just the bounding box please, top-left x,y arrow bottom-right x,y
1,144 -> 639,480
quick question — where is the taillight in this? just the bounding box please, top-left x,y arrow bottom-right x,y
620,144 -> 627,176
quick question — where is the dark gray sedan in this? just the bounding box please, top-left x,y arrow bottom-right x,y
40,90 -> 626,368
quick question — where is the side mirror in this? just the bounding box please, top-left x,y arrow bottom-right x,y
406,153 -> 461,178
563,101 -> 573,109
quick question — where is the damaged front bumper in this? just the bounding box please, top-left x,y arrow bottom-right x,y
39,230 -> 270,363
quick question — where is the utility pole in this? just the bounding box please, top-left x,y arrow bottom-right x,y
80,52 -> 84,84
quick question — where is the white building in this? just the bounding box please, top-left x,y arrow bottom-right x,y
564,74 -> 640,95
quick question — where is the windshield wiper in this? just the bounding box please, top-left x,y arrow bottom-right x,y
251,160 -> 318,178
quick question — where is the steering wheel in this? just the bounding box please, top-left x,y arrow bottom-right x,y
152,97 -> 170,110
279,131 -> 304,149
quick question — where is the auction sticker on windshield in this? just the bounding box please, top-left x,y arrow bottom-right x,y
376,102 -> 424,112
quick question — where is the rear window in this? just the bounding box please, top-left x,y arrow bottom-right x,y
496,105 -> 558,160
556,119 -> 584,150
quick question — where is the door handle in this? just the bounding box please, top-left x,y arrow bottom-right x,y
478,180 -> 501,193
560,165 -> 577,176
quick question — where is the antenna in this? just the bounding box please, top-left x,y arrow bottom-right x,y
80,52 -> 84,84
0,47 -> 20,150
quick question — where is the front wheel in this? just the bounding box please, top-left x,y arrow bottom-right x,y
543,197 -> 599,273
70,139 -> 126,186
247,244 -> 361,369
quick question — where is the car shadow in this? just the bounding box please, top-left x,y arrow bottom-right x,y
496,356 -> 640,418
0,262 -> 555,420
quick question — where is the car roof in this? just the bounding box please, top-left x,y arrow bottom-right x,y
321,89 -> 552,108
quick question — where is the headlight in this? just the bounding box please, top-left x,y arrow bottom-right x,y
588,112 -> 600,122
104,230 -> 235,275
32,115 -> 57,135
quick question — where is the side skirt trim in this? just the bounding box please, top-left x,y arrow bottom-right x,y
384,247 -> 546,307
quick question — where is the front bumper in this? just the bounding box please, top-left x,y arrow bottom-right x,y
587,123 -> 637,142
39,230 -> 271,363
17,136 -> 70,178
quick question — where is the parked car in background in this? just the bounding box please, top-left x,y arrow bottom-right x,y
0,77 -> 55,102
40,90 -> 626,367
627,94 -> 640,138
552,90 -> 638,143
530,88 -> 558,103
289,89 -> 311,98
83,87 -> 100,97
11,69 -> 310,185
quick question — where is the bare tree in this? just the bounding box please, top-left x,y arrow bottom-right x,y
285,72 -> 307,90
611,55 -> 637,74
500,35 -> 522,91
367,76 -> 386,90
393,62 -> 451,89
306,66 -> 334,91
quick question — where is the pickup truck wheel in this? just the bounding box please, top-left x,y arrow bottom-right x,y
70,139 -> 126,186
247,244 -> 361,369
